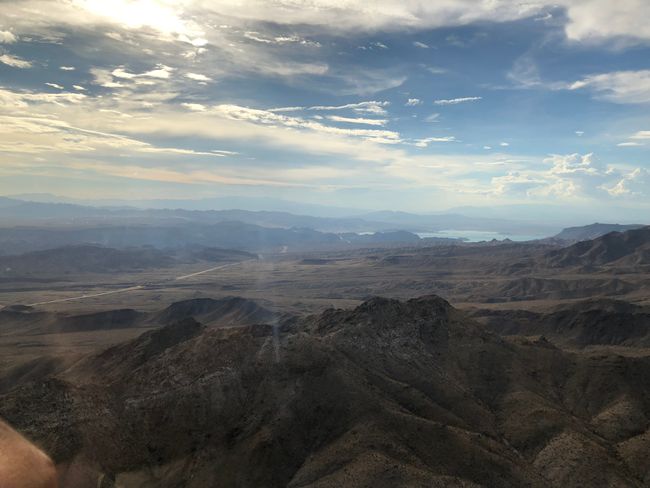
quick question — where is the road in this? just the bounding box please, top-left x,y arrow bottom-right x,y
0,261 -> 249,309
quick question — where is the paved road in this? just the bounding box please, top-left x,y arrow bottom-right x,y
0,261 -> 249,309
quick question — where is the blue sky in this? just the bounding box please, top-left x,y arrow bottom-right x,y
0,1 -> 649,216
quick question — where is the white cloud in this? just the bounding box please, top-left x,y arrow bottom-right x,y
425,113 -> 440,122
0,54 -> 32,68
412,136 -> 456,147
45,83 -> 64,90
60,66 -> 75,71
270,101 -> 390,115
490,152 -> 650,201
185,72 -> 212,82
617,130 -> 650,147
413,41 -> 429,48
569,70 -> 650,104
575,130 -> 584,136
244,31 -> 320,46
604,168 -> 650,197
0,30 -> 17,43
500,142 -> 509,147
182,103 -> 207,112
433,96 -> 482,105
112,64 -> 174,80
326,115 -> 387,126
405,98 -> 422,106
562,0 -> 650,45
72,85 -> 86,91
212,104 -> 401,144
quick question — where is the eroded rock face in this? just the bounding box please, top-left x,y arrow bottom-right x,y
1,295 -> 649,487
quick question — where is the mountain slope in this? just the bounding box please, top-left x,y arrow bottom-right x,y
1,296 -> 648,487
470,298 -> 650,347
553,223 -> 646,243
545,226 -> 650,268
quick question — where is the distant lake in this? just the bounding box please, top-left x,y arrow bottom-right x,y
416,230 -> 545,242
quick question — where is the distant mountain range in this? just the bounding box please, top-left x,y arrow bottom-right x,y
0,195 -> 559,236
1,196 -> 648,253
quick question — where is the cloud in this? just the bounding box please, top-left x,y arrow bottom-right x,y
413,41 -> 429,48
500,142 -> 509,147
562,0 -> 650,45
433,96 -> 482,105
405,98 -> 422,106
0,30 -> 17,43
112,64 -> 174,80
60,66 -> 75,71
182,103 -> 207,111
569,70 -> 650,104
212,104 -> 401,143
425,113 -> 440,122
412,136 -> 456,147
326,115 -> 387,126
72,85 -> 86,91
45,83 -> 64,90
270,101 -> 390,115
489,152 -> 650,202
424,66 -> 448,75
605,168 -> 650,197
617,130 -> 650,147
575,131 -> 584,136
185,72 -> 212,82
0,53 -> 32,68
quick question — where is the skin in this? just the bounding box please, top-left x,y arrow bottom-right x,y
0,418 -> 58,488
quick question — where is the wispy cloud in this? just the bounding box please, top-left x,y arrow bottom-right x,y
405,98 -> 422,106
569,70 -> 650,104
0,53 -> 32,68
270,101 -> 390,116
412,136 -> 456,147
212,104 -> 401,143
185,72 -> 212,82
433,96 -> 482,105
326,115 -> 387,126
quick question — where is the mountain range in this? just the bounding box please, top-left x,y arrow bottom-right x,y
1,295 -> 649,487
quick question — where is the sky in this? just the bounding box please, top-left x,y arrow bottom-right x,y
0,0 -> 649,216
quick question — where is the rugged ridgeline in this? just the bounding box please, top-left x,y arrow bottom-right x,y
1,296 -> 649,487
552,223 -> 647,243
470,298 -> 650,348
545,226 -> 650,269
0,297 -> 278,337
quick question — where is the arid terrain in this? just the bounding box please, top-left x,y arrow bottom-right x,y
1,226 -> 649,487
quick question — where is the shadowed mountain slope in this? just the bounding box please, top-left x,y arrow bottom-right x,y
545,227 -> 650,268
469,298 -> 650,348
1,296 -> 648,487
